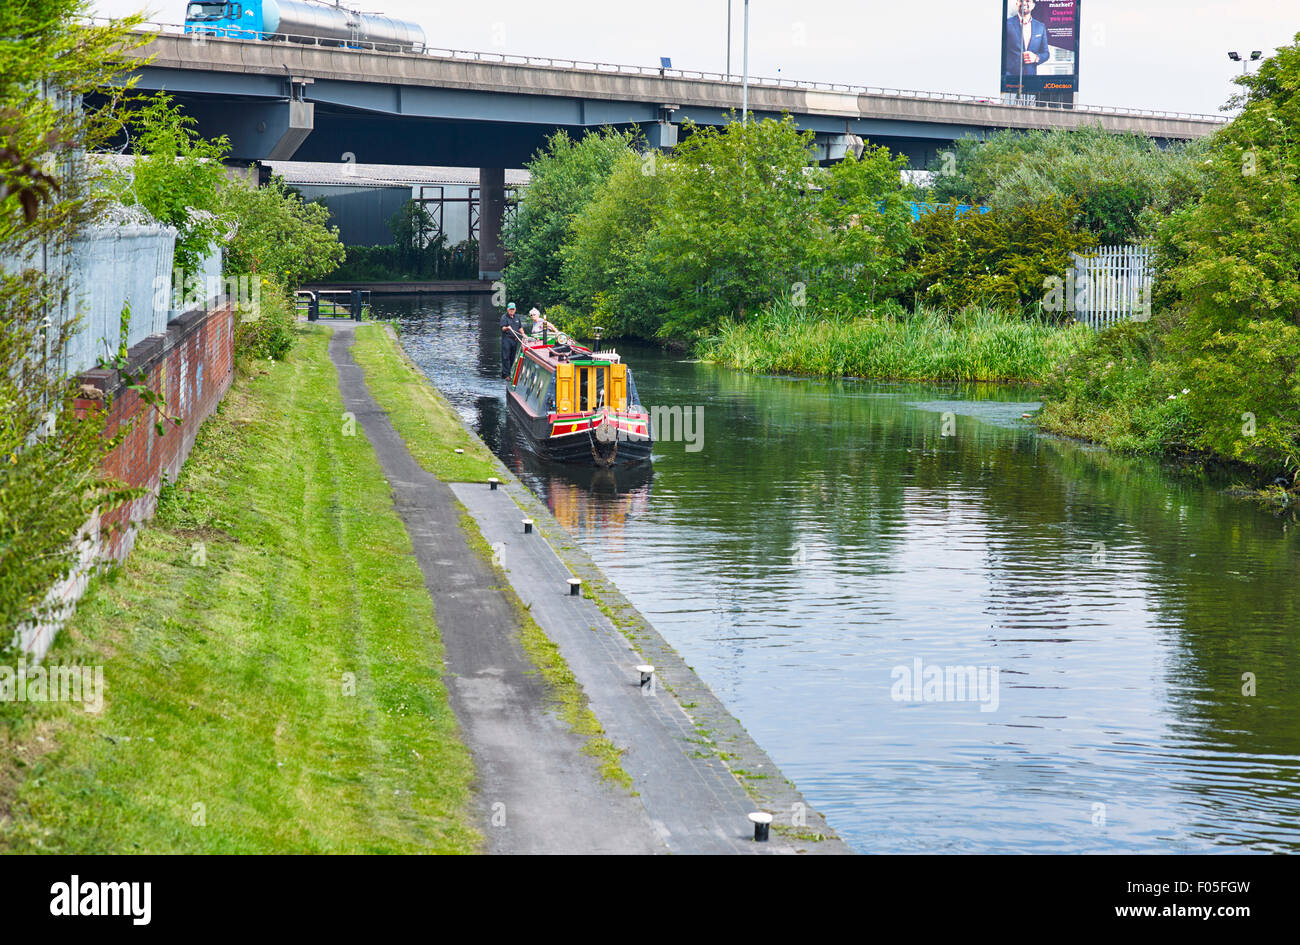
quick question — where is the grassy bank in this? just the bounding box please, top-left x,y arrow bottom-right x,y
349,324 -> 497,482
0,326 -> 479,853
1034,320 -> 1299,500
698,305 -> 1091,384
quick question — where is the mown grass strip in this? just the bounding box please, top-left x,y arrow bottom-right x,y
0,326 -> 479,853
349,323 -> 498,482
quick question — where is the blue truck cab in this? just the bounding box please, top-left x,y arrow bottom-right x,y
184,2 -> 265,41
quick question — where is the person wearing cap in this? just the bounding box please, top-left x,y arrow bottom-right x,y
500,302 -> 522,378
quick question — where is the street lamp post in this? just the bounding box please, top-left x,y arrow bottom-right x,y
726,1 -> 731,78
742,0 -> 749,120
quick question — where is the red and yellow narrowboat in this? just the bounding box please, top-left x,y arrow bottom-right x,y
506,332 -> 652,467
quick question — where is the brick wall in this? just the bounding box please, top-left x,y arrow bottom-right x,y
19,302 -> 236,658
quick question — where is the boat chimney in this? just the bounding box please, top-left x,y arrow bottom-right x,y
593,326 -> 603,352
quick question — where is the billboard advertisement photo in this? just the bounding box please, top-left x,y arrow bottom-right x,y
1001,0 -> 1080,100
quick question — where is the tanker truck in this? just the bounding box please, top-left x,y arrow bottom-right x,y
183,0 -> 425,52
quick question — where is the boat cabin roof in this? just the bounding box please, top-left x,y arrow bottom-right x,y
521,337 -> 622,371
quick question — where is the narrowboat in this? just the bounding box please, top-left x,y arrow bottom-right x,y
505,331 -> 652,467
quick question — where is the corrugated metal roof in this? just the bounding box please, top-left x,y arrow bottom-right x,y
264,161 -> 531,188
92,153 -> 529,189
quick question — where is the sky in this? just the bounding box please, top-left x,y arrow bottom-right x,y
94,1 -> 1297,116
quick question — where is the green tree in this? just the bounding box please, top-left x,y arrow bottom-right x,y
503,128 -> 638,308
655,115 -> 821,336
559,148 -> 671,337
0,3 -> 145,641
810,142 -> 916,311
118,93 -> 230,275
220,173 -> 345,286
1154,34 -> 1300,477
924,126 -> 1209,244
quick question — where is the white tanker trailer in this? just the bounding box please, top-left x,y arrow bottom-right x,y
184,0 -> 425,52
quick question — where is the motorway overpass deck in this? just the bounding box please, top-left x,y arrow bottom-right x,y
120,26 -> 1225,167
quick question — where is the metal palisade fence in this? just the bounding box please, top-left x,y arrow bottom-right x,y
1070,245 -> 1153,329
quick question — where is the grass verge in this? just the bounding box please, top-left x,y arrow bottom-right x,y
0,326 -> 479,853
349,323 -> 497,481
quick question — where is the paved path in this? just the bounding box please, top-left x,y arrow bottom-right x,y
330,325 -> 663,854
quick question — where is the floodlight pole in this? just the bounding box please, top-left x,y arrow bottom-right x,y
727,1 -> 732,78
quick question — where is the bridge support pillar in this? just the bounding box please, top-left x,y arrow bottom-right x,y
646,122 -> 678,151
478,167 -> 506,281
182,98 -> 314,162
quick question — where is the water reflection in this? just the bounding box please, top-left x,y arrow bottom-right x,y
376,294 -> 1300,854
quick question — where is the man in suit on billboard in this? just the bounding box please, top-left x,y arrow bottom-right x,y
1004,0 -> 1050,82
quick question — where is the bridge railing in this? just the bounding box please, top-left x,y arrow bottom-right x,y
103,18 -> 1229,126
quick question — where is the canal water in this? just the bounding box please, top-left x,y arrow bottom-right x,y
377,293 -> 1300,854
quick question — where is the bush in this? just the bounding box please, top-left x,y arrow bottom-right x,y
1037,319 -> 1191,454
221,174 -> 345,287
908,198 -> 1096,315
235,277 -> 297,360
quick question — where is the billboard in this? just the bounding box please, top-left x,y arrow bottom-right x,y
1001,0 -> 1080,99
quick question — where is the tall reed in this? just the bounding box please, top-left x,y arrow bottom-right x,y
699,303 -> 1090,383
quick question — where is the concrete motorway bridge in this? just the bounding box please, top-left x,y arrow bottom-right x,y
116,25 -> 1227,278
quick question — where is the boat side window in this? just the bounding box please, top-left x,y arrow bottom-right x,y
544,376 -> 556,413
532,365 -> 547,412
517,359 -> 548,414
532,365 -> 543,410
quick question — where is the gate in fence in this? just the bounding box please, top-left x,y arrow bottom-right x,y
1070,245 -> 1153,329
